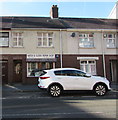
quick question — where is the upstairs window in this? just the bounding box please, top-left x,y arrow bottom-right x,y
0,32 -> 9,47
79,33 -> 94,48
103,33 -> 116,48
12,32 -> 23,47
37,32 -> 53,47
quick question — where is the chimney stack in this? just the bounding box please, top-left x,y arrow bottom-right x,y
50,5 -> 58,19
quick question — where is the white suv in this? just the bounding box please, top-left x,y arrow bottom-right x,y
38,68 -> 111,97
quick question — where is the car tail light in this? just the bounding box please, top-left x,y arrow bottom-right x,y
40,77 -> 50,79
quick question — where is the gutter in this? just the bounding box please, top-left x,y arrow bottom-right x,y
11,28 -> 67,31
11,28 -> 118,32
67,29 -> 118,32
101,30 -> 106,78
60,29 -> 63,68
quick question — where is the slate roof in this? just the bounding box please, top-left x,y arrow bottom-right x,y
1,16 -> 118,30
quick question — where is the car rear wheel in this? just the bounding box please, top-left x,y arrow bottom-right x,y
49,85 -> 62,97
94,84 -> 107,96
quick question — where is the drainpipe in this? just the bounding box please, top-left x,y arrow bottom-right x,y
101,30 -> 106,78
60,29 -> 63,68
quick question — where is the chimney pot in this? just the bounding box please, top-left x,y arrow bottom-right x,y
50,5 -> 58,19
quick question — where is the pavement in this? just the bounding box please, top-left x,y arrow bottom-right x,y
1,83 -> 118,92
2,84 -> 40,92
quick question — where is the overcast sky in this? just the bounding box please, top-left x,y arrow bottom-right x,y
0,0 -> 117,18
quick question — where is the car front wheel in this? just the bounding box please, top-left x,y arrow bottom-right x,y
94,84 -> 107,96
49,85 -> 62,97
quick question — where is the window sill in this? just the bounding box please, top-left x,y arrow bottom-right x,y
12,46 -> 24,48
79,47 -> 96,49
0,46 -> 9,48
107,47 -> 117,49
37,46 -> 54,48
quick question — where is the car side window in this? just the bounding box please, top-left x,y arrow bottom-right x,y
54,70 -> 84,76
54,70 -> 64,76
54,70 -> 68,76
75,70 -> 86,77
65,70 -> 76,76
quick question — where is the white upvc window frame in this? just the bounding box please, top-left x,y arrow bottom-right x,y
27,62 -> 38,77
79,33 -> 94,48
27,62 -> 54,77
12,32 -> 24,47
103,33 -> 116,48
37,32 -> 54,47
0,32 -> 9,47
80,60 -> 97,75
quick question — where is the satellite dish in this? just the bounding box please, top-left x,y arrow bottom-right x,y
71,32 -> 75,37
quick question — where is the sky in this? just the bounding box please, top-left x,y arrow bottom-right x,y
0,0 -> 117,18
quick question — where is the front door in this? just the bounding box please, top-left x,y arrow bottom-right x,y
110,60 -> 118,83
1,61 -> 8,84
13,60 -> 22,83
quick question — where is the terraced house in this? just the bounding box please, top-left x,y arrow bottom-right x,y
0,5 -> 118,84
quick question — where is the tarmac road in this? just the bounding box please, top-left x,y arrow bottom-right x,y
1,87 -> 117,119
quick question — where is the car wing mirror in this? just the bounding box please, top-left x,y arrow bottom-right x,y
85,73 -> 91,77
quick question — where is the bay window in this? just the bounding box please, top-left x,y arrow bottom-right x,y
27,62 -> 53,77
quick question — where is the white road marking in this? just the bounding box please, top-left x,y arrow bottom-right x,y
2,111 -> 104,117
111,89 -> 118,92
81,96 -> 96,98
2,96 -> 51,99
2,95 -> 97,100
5,84 -> 23,92
2,94 -> 116,100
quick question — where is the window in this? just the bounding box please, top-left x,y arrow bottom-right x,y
27,62 -> 53,77
75,70 -> 86,77
54,70 -> 86,77
12,32 -> 23,47
103,33 -> 116,48
79,33 -> 94,48
54,70 -> 63,76
0,32 -> 9,47
37,32 -> 53,47
54,70 -> 71,76
80,60 -> 96,75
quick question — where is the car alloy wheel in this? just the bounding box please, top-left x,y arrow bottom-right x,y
94,84 -> 107,96
49,85 -> 61,97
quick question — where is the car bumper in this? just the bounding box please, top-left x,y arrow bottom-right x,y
38,86 -> 47,90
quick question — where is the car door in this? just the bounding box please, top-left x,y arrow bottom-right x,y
54,70 -> 93,90
54,70 -> 76,90
72,70 -> 93,90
